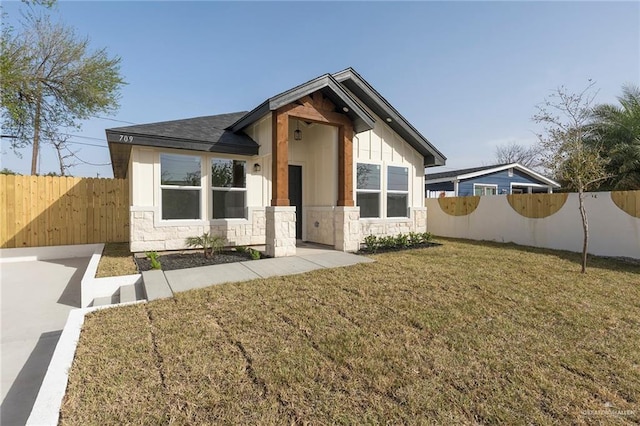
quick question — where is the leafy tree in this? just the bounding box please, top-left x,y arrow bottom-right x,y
0,168 -> 19,175
494,141 -> 543,170
533,82 -> 610,273
589,84 -> 640,190
0,13 -> 125,175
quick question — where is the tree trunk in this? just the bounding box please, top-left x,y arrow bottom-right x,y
578,189 -> 588,273
30,85 -> 43,175
54,143 -> 66,176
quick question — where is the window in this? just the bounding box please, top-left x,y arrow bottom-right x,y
160,154 -> 201,220
356,163 -> 380,218
387,166 -> 409,217
211,159 -> 246,219
473,184 -> 498,196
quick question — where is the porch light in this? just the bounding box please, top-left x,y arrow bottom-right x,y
294,120 -> 302,141
253,163 -> 261,172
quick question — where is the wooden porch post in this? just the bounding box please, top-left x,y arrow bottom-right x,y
337,124 -> 355,206
271,110 -> 290,206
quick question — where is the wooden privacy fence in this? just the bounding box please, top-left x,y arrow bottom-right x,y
0,175 -> 129,248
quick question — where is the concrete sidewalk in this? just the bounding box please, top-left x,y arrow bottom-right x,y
1,257 -> 89,426
154,245 -> 374,296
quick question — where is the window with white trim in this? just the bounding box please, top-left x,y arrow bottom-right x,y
160,153 -> 201,220
473,184 -> 498,196
356,163 -> 381,218
211,158 -> 246,219
387,166 -> 409,217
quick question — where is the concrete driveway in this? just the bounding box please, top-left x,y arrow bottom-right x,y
1,256 -> 89,426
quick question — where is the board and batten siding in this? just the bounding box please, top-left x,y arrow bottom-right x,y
353,108 -> 425,209
457,169 -> 548,196
245,109 -> 426,210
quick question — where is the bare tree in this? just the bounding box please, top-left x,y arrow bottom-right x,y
494,141 -> 543,170
533,82 -> 610,273
49,133 -> 77,176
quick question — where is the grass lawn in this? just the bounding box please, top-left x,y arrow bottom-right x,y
61,239 -> 640,424
95,242 -> 138,278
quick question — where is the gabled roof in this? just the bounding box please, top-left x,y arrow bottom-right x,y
332,68 -> 446,167
425,163 -> 560,187
229,73 -> 376,134
106,112 -> 258,155
107,67 -> 446,177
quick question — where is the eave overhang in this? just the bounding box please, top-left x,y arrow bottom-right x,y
229,74 -> 376,134
332,68 -> 447,167
105,129 -> 259,179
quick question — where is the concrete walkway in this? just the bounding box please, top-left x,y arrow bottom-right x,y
1,257 -> 89,426
152,244 -> 374,297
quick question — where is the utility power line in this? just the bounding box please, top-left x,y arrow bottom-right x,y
91,116 -> 137,125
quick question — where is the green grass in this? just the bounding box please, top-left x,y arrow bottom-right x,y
95,242 -> 138,278
62,239 -> 640,424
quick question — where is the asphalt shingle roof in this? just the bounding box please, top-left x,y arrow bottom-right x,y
106,112 -> 258,153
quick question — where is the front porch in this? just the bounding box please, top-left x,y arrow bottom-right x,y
265,89 -> 368,257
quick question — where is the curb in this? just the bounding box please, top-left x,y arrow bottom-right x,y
26,301 -> 145,426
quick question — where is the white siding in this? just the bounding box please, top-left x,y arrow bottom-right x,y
353,109 -> 424,212
130,147 -> 155,207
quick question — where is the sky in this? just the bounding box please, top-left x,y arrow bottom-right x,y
1,0 -> 639,178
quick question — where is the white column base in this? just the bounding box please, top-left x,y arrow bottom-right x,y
265,206 -> 297,257
410,207 -> 427,233
334,206 -> 360,252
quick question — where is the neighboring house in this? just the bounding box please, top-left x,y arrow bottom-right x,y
106,68 -> 446,257
425,163 -> 559,198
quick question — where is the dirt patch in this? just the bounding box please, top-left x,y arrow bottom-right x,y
96,242 -> 138,277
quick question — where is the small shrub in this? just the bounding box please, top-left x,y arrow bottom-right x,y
185,232 -> 224,258
379,236 -> 396,250
248,248 -> 261,260
235,246 -> 247,253
394,234 -> 409,248
363,234 -> 379,253
145,251 -> 162,270
361,231 -> 435,253
408,232 -> 422,246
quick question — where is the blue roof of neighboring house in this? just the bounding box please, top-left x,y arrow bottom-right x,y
425,163 -> 560,188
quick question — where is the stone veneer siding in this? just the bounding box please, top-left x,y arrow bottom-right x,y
305,207 -> 335,246
130,208 -> 266,252
265,206 -> 297,257
335,206 -> 360,252
359,207 -> 427,239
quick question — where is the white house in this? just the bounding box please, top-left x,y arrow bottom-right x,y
106,68 -> 446,257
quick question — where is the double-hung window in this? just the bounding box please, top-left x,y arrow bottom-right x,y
473,184 -> 497,196
160,153 -> 201,220
387,166 -> 409,218
211,159 -> 246,219
356,163 -> 381,218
